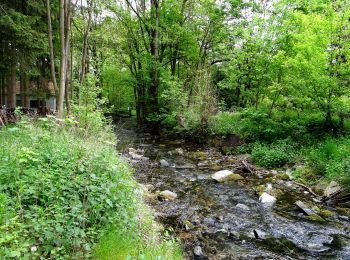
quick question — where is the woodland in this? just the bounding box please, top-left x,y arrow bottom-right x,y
1,0 -> 350,259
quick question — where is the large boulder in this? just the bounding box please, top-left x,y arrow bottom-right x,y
211,170 -> 243,182
324,181 -> 342,198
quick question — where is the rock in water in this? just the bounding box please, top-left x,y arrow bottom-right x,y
236,203 -> 250,211
211,170 -> 243,182
158,190 -> 178,201
295,200 -> 316,216
253,229 -> 267,239
159,159 -> 170,167
175,148 -> 184,155
324,181 -> 342,198
130,153 -> 143,160
193,246 -> 207,259
259,192 -> 276,205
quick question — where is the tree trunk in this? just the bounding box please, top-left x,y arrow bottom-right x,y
325,89 -> 333,129
46,0 -> 58,97
78,0 -> 94,106
20,69 -> 25,107
65,35 -> 72,115
0,74 -> 4,106
7,45 -> 16,109
57,0 -> 71,118
149,0 -> 160,125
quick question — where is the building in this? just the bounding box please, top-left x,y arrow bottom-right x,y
1,79 -> 56,112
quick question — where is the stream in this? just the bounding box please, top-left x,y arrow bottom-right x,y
115,119 -> 350,260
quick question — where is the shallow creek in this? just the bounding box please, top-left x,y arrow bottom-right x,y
115,119 -> 350,259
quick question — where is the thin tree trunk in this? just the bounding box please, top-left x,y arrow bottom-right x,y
0,74 -> 4,106
20,68 -> 25,107
46,0 -> 58,97
78,0 -> 94,106
24,71 -> 29,107
57,0 -> 71,118
65,36 -> 72,115
7,45 -> 16,109
149,0 -> 160,123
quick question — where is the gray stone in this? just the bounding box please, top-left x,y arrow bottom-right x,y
324,181 -> 342,198
295,200 -> 316,216
203,217 -> 215,226
175,148 -> 184,155
175,163 -> 195,169
158,190 -> 178,201
236,203 -> 250,211
211,170 -> 243,182
198,161 -> 209,167
159,159 -> 170,167
130,153 -> 143,160
259,192 -> 277,205
253,229 -> 267,239
339,215 -> 349,221
193,246 -> 207,259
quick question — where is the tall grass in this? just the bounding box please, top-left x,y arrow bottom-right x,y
0,117 -> 182,259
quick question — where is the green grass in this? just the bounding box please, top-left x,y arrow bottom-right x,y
0,117 -> 182,259
94,231 -> 182,260
303,138 -> 350,185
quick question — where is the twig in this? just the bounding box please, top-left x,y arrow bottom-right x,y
295,182 -> 320,198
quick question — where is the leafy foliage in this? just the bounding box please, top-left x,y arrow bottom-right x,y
251,140 -> 296,168
0,119 -> 181,258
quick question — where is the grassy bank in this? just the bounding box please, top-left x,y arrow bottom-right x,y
173,108 -> 350,187
0,117 -> 181,259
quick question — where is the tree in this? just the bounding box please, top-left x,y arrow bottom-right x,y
57,0 -> 72,118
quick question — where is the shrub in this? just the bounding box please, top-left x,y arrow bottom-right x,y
208,111 -> 240,135
251,139 -> 296,168
306,138 -> 350,186
0,119 -> 181,259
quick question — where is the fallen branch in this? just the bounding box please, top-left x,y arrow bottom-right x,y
295,182 -> 320,198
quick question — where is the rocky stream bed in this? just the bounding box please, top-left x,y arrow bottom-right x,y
115,120 -> 350,260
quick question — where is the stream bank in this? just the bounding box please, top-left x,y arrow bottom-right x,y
115,119 -> 350,260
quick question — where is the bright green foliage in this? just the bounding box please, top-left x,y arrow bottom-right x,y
251,140 -> 296,168
94,230 -> 182,260
73,75 -> 110,134
0,119 -> 181,259
306,138 -> 350,183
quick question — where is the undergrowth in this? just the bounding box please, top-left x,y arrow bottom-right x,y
0,117 -> 182,259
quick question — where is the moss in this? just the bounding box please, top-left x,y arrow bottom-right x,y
190,151 -> 207,160
274,173 -> 290,181
269,188 -> 284,198
305,214 -> 326,223
336,208 -> 350,217
319,209 -> 335,218
210,164 -> 222,171
256,185 -> 266,195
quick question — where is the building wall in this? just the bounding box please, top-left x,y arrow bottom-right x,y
3,96 -> 56,111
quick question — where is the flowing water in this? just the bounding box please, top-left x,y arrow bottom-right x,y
115,119 -> 350,260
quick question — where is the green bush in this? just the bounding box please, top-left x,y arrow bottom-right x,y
0,119 -> 181,259
251,140 -> 296,168
208,111 -> 240,135
306,138 -> 350,186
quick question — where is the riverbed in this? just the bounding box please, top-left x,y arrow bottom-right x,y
115,119 -> 350,260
